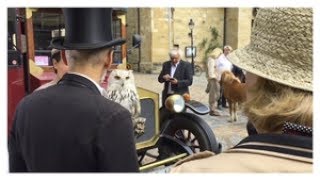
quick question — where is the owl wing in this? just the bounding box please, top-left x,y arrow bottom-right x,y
103,88 -> 140,117
103,89 -> 118,102
129,89 -> 141,118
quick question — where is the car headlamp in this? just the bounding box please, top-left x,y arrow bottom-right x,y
165,94 -> 185,113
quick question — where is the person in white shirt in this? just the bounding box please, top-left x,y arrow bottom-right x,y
216,45 -> 233,108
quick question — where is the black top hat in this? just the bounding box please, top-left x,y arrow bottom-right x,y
50,8 -> 125,50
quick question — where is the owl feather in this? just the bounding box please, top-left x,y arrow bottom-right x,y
103,69 -> 144,132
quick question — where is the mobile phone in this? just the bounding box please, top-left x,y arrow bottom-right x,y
169,78 -> 175,80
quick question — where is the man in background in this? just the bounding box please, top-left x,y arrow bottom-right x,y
158,48 -> 193,106
34,49 -> 68,91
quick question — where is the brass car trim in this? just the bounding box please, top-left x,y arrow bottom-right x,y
139,153 -> 188,171
136,87 -> 160,150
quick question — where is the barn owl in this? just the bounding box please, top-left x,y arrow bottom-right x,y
102,69 -> 145,135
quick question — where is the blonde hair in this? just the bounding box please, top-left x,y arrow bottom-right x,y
244,77 -> 313,134
209,48 -> 223,59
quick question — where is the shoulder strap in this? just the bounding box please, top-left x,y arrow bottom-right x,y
231,134 -> 312,160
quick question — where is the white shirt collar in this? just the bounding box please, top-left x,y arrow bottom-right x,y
171,60 -> 180,67
68,71 -> 104,95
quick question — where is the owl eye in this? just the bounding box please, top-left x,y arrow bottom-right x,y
126,76 -> 130,80
115,76 -> 121,80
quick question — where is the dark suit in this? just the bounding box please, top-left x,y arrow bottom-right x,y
8,74 -> 139,172
232,65 -> 246,83
158,60 -> 193,106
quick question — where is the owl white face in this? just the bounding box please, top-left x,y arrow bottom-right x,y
103,68 -> 141,124
107,69 -> 136,90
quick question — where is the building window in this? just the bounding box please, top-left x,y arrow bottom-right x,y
32,10 -> 64,66
112,18 -> 122,64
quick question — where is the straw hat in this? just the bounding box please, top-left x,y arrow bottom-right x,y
228,8 -> 312,91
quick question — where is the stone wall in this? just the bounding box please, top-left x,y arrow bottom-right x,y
237,8 -> 252,48
225,8 -> 252,49
126,8 -> 153,73
172,8 -> 225,64
126,8 -> 253,73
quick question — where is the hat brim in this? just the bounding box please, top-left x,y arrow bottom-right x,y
228,46 -> 312,92
50,37 -> 126,50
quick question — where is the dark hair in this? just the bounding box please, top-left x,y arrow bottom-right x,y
51,51 -> 61,63
51,51 -> 61,74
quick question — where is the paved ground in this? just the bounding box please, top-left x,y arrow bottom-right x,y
134,72 -> 248,151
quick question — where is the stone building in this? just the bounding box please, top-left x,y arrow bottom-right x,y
126,8 -> 254,73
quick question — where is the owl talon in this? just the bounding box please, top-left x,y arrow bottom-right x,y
134,117 -> 146,135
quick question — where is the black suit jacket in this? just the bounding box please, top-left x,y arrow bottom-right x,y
232,65 -> 246,83
158,60 -> 193,105
8,74 -> 139,172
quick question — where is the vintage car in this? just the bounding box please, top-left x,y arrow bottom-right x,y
136,88 -> 222,171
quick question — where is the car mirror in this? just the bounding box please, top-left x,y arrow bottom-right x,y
127,34 -> 141,53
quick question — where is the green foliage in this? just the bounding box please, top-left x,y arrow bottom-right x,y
198,26 -> 221,63
198,38 -> 208,49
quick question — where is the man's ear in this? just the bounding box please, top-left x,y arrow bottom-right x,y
61,50 -> 68,65
52,59 -> 58,69
104,49 -> 113,69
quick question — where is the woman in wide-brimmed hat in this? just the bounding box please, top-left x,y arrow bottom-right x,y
171,8 -> 313,172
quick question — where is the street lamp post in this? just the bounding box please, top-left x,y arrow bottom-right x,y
188,19 -> 195,75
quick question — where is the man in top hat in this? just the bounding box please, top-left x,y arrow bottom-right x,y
9,8 -> 139,172
34,49 -> 69,91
